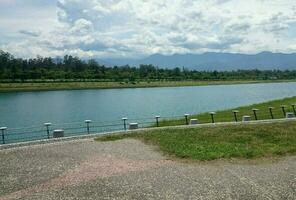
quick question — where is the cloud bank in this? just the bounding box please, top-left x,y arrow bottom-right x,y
1,0 -> 296,58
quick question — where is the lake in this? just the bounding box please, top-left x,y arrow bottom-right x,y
1,82 -> 296,143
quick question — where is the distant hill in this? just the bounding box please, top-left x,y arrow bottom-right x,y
101,52 -> 296,70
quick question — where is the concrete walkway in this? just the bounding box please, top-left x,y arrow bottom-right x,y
0,139 -> 295,200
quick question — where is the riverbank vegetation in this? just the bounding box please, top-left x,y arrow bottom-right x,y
156,96 -> 296,127
1,50 -> 296,92
1,50 -> 296,82
1,80 -> 295,92
96,120 -> 296,160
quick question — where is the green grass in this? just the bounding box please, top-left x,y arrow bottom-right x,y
96,96 -> 296,160
156,96 -> 296,127
96,120 -> 296,160
0,79 -> 295,92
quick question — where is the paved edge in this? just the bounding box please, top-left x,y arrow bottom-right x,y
1,118 -> 295,151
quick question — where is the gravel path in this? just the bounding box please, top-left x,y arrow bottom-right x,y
0,139 -> 295,200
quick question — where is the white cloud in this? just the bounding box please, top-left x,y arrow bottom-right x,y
1,0 -> 296,58
70,19 -> 94,35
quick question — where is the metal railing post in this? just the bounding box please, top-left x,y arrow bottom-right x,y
85,120 -> 92,134
269,107 -> 274,119
155,116 -> 160,127
122,118 -> 128,131
232,110 -> 239,122
281,105 -> 286,117
0,127 -> 7,144
210,112 -> 216,123
184,114 -> 190,125
44,123 -> 52,139
291,104 -> 296,116
252,109 -> 259,120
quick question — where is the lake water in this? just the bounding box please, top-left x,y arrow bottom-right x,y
0,83 -> 296,127
1,82 -> 296,130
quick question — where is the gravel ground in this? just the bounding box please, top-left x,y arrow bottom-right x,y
0,138 -> 295,200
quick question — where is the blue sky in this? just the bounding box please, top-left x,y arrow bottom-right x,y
1,0 -> 296,58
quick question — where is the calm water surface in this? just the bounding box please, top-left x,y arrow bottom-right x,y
1,82 -> 296,129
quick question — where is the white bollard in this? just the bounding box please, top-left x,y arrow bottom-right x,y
53,130 -> 64,138
129,123 -> 138,130
190,119 -> 199,125
242,116 -> 251,122
286,112 -> 295,118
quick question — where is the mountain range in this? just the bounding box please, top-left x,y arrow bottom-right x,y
101,52 -> 296,70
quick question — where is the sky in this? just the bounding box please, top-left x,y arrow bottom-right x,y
1,0 -> 296,59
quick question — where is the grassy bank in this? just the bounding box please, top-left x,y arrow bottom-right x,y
156,96 -> 296,127
0,79 -> 295,92
96,97 -> 296,160
96,120 -> 296,160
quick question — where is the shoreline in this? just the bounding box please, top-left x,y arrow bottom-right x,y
1,79 -> 296,93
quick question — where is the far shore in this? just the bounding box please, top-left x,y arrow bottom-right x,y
0,79 -> 296,93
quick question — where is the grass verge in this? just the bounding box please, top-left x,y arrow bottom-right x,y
96,120 -> 296,160
157,96 -> 296,127
0,79 -> 295,92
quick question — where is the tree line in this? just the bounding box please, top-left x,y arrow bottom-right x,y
1,50 -> 296,82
